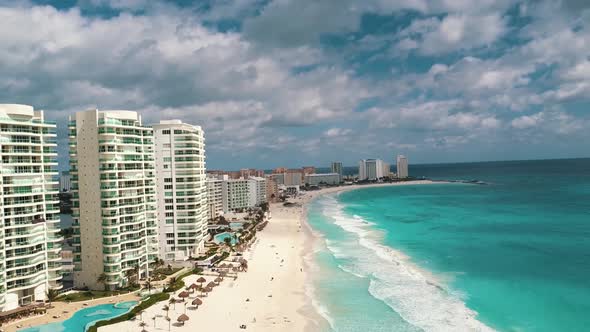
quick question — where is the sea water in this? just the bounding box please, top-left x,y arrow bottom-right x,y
306,159 -> 590,332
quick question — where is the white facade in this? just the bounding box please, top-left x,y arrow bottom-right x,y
0,104 -> 62,311
330,162 -> 343,183
153,120 -> 207,261
358,159 -> 388,180
397,155 -> 409,178
248,176 -> 267,207
206,178 -> 223,221
69,110 -> 158,290
222,179 -> 250,213
305,173 -> 340,186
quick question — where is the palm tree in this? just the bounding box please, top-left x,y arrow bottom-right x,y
144,278 -> 153,294
165,316 -> 171,331
139,321 -> 148,332
97,273 -> 108,291
124,269 -> 135,287
46,288 -> 59,306
223,237 -> 232,251
133,264 -> 140,284
168,297 -> 176,310
162,305 -> 170,318
152,315 -> 157,328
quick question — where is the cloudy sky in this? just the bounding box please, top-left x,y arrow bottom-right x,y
1,0 -> 589,169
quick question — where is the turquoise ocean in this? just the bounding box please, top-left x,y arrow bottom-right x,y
306,159 -> 590,332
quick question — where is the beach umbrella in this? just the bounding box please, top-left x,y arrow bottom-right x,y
204,286 -> 213,296
191,298 -> 202,308
178,291 -> 190,301
219,271 -> 227,278
177,314 -> 189,325
219,263 -> 228,269
189,283 -> 199,293
232,267 -> 238,273
214,277 -> 222,285
196,277 -> 206,285
207,281 -> 216,288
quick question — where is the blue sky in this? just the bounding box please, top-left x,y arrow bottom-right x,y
0,0 -> 589,169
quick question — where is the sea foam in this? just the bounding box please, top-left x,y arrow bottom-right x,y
317,194 -> 495,332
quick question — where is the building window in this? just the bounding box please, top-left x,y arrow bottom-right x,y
164,178 -> 172,183
164,184 -> 173,190
162,130 -> 170,135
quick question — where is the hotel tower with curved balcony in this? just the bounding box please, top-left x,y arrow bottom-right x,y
152,120 -> 207,261
69,110 -> 158,290
0,104 -> 62,311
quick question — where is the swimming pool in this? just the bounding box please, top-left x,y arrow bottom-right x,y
229,222 -> 243,230
213,232 -> 238,245
19,301 -> 138,332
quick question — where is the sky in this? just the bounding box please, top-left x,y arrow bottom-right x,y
0,0 -> 589,170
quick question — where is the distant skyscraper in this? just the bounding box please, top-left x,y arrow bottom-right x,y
358,159 -> 387,180
331,162 -> 343,182
153,120 -> 207,261
396,155 -> 409,178
0,104 -> 62,311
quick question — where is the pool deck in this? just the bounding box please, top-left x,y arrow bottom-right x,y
3,292 -> 140,332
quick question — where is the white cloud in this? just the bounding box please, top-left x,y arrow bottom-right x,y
393,13 -> 507,55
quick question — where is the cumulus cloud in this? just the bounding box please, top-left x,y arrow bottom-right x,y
0,0 -> 588,167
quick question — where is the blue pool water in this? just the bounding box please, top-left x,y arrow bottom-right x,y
213,232 -> 237,245
307,159 -> 590,332
230,222 -> 243,230
19,301 -> 138,332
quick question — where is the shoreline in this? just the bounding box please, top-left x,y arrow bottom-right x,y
291,180 -> 446,331
295,179 -> 495,332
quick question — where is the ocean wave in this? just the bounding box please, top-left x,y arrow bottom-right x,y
316,195 -> 495,332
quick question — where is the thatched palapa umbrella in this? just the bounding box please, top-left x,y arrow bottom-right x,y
204,286 -> 213,296
214,277 -> 222,285
178,291 -> 190,302
207,281 -> 216,288
189,283 -> 199,293
197,276 -> 206,287
219,271 -> 227,280
191,298 -> 202,308
177,314 -> 189,325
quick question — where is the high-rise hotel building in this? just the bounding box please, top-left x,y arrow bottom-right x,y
0,104 -> 62,311
153,120 -> 207,261
69,110 -> 158,290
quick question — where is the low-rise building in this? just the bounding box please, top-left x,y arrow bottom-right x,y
265,176 -> 279,202
248,176 -> 267,206
222,179 -> 250,212
305,173 -> 341,186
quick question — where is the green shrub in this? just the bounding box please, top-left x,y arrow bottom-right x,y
162,268 -> 203,293
87,292 -> 170,332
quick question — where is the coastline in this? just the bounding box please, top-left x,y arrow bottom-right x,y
293,180 -> 446,331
